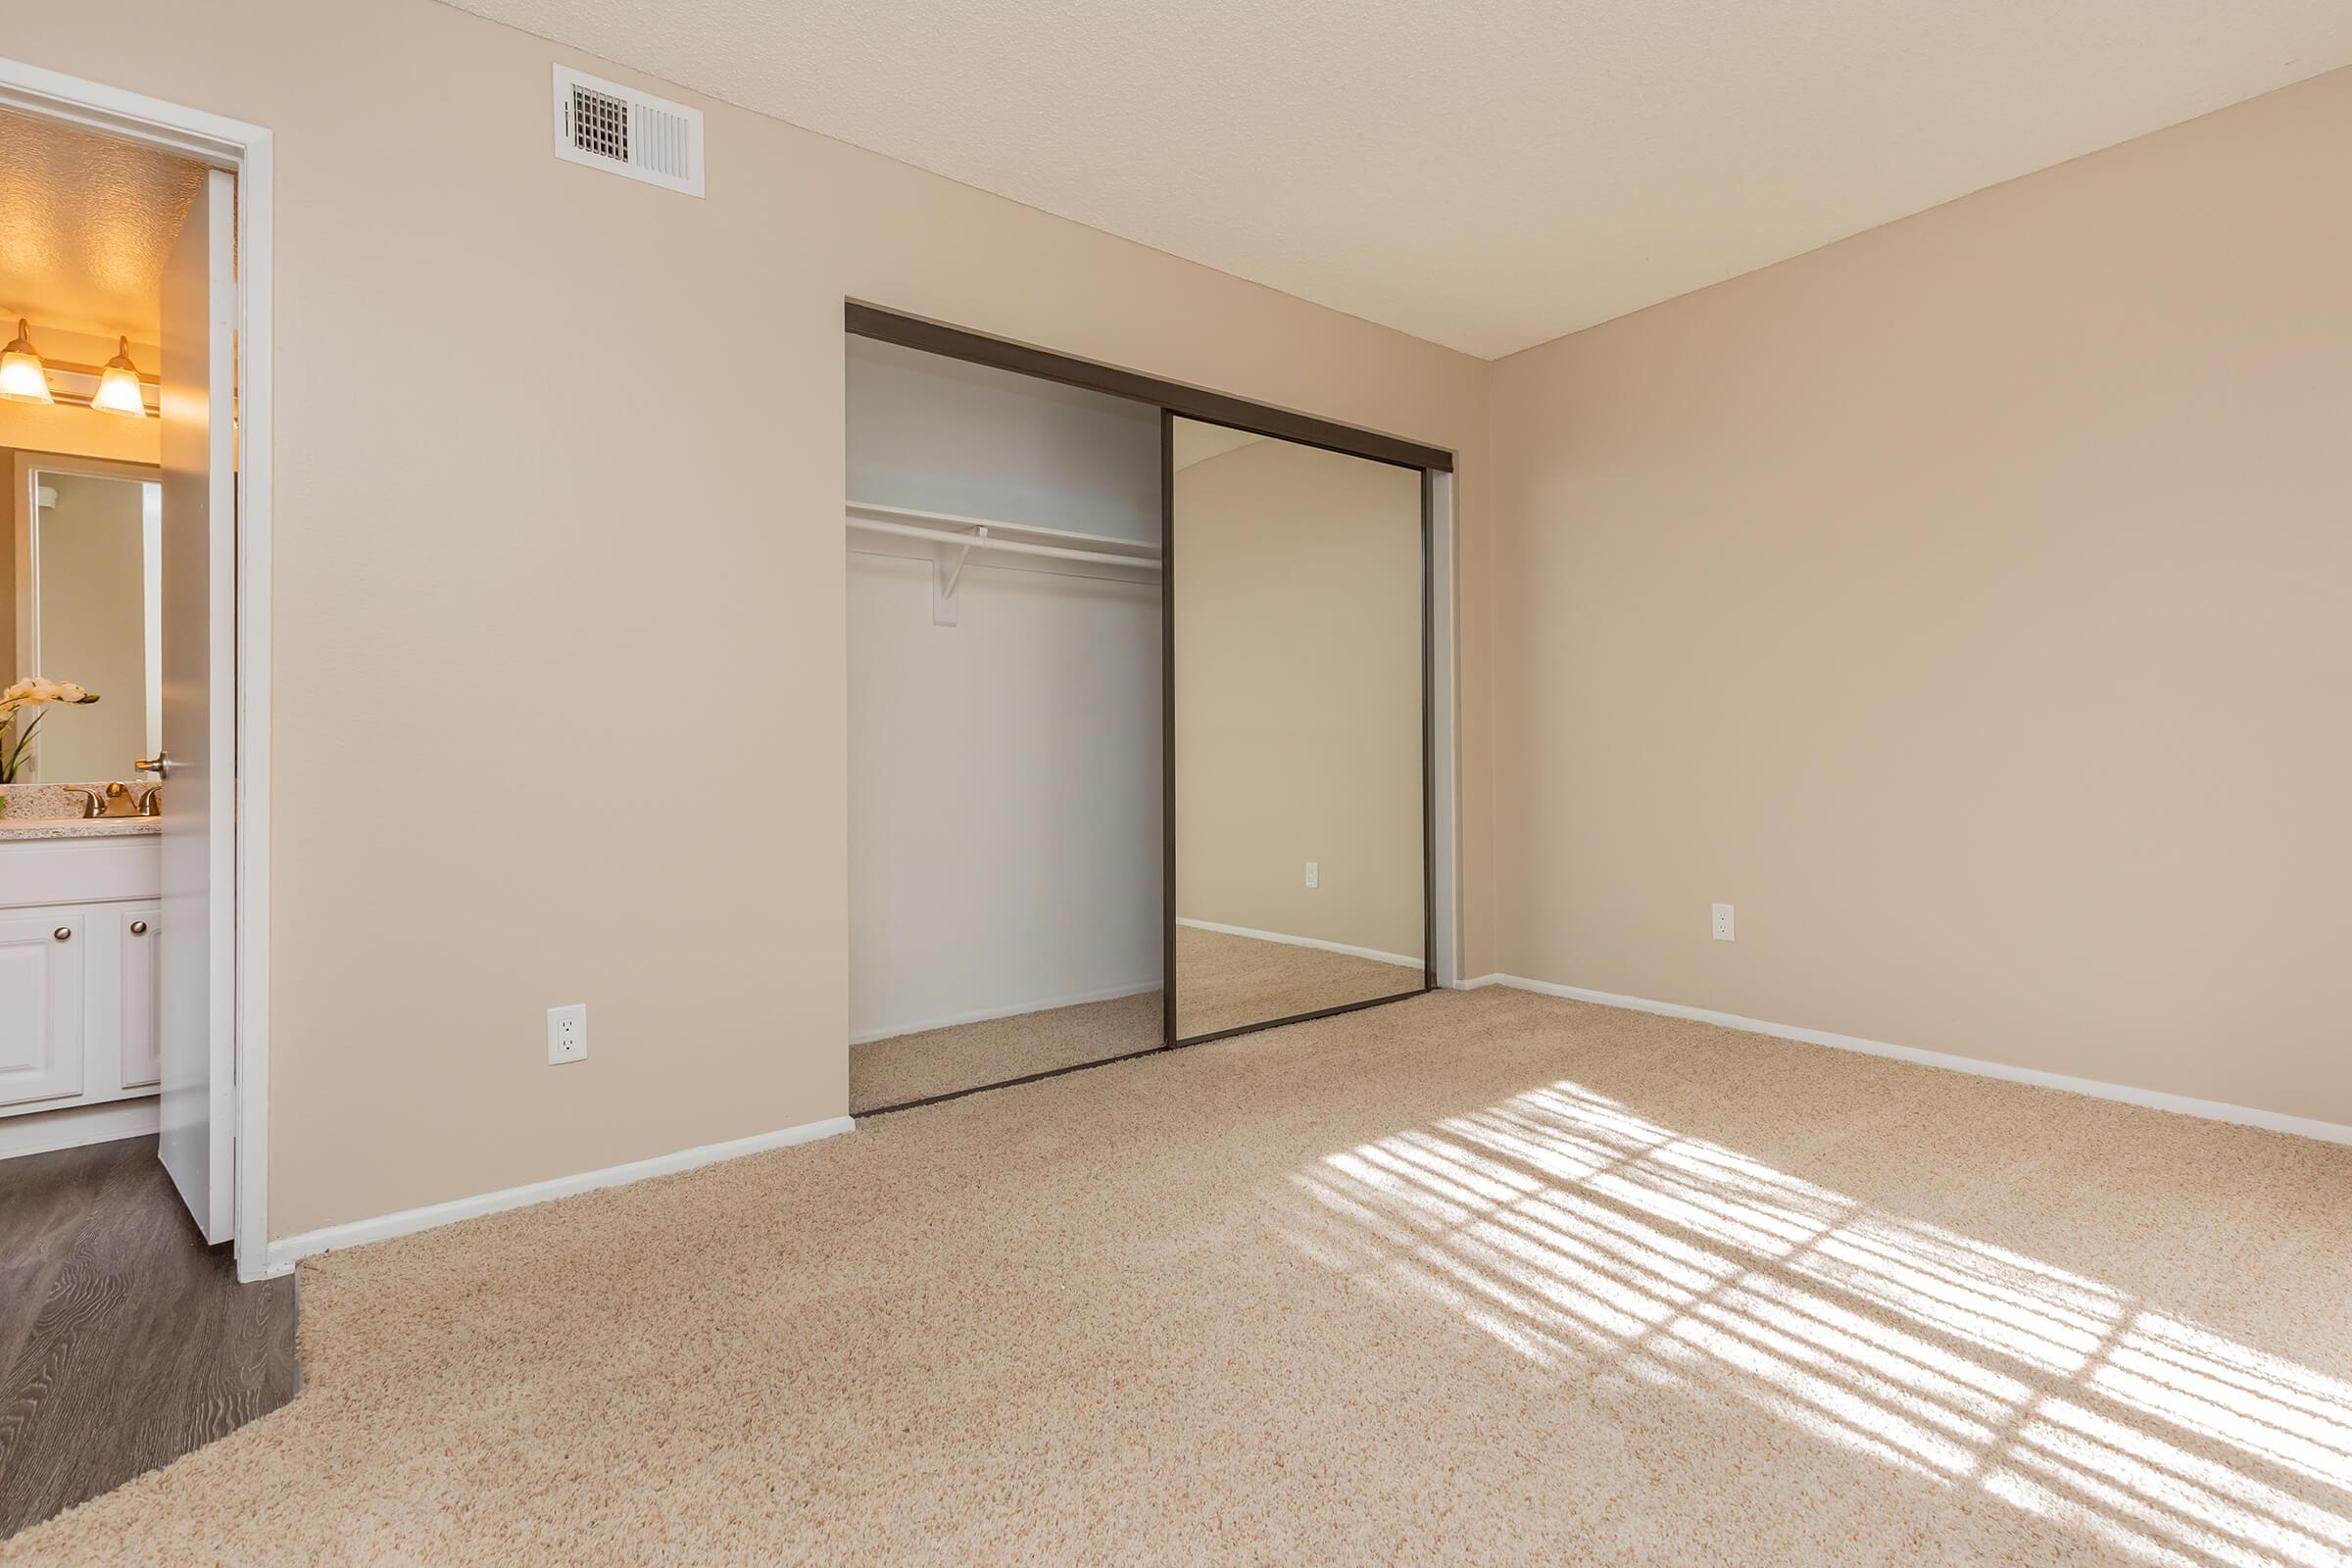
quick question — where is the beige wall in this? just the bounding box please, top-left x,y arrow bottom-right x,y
1174,432 -> 1423,959
3,0 -> 1489,1237
24,470 -> 149,778
1488,68 -> 2352,1125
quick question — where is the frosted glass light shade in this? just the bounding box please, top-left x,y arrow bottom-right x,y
92,339 -> 146,416
0,319 -> 51,405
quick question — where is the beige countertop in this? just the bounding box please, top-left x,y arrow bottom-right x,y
0,814 -> 163,840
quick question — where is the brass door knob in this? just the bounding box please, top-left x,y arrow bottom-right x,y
129,920 -> 149,936
53,926 -> 72,942
135,751 -> 172,776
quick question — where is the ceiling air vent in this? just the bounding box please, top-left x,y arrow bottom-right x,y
552,65 -> 705,197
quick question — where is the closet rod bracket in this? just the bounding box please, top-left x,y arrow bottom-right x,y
933,525 -> 987,625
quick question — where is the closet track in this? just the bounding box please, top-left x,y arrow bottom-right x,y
846,304 -> 1453,473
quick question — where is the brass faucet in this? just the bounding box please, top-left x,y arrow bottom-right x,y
56,782 -> 160,820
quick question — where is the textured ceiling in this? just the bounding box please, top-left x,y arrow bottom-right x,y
0,108 -> 205,341
481,3 -> 2347,357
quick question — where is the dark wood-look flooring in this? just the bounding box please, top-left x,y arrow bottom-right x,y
0,1134 -> 298,1540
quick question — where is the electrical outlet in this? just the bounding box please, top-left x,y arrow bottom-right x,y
1304,860 -> 1319,889
547,1003 -> 588,1063
1712,904 -> 1735,942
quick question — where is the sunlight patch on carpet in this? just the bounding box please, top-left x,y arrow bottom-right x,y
1278,1081 -> 2352,1568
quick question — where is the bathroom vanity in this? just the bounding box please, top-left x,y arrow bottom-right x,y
1,808 -> 163,1147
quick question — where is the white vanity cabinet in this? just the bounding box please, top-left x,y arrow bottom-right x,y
0,835 -> 165,1119
0,910 -> 86,1107
118,903 -> 163,1089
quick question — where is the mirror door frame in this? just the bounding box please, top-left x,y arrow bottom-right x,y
1161,414 -> 1440,1049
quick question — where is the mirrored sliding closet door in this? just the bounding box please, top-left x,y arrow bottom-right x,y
1168,417 -> 1430,1044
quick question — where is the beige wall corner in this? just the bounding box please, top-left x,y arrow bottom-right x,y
1487,67 -> 2352,1125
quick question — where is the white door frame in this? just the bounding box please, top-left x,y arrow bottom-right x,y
1429,470 -> 1459,988
0,58 -> 276,1282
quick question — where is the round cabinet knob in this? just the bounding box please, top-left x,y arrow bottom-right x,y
129,920 -> 149,936
53,926 -> 72,942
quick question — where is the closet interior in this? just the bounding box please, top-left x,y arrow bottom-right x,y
846,311 -> 1444,1114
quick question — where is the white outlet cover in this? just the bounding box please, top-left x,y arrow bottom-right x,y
1712,904 -> 1735,942
1305,860 -> 1319,889
548,1003 -> 589,1063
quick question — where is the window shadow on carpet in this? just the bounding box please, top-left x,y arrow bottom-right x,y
1273,1081 -> 2352,1568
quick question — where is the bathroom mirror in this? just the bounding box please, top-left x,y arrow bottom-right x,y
8,456 -> 163,783
1169,416 -> 1429,1043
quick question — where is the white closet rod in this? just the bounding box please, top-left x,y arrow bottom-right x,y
846,514 -> 1161,571
848,500 -> 1156,557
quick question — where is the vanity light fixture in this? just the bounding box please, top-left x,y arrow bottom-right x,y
0,318 -> 53,404
91,337 -> 146,416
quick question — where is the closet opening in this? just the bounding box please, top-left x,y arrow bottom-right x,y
845,306 -> 1453,1116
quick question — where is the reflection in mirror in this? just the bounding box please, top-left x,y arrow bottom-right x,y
1171,418 -> 1426,1042
7,465 -> 163,783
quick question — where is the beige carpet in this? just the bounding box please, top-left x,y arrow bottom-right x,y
14,987 -> 2352,1565
851,927 -> 1422,1111
1174,923 -> 1424,1039
851,990 -> 1161,1112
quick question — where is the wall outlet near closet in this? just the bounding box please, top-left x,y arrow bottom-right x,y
1712,904 -> 1736,942
1304,861 -> 1319,889
547,1004 -> 589,1063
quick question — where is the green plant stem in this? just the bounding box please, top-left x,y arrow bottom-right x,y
0,710 -> 44,784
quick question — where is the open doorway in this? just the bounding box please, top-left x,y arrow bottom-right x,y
0,75 -> 282,1540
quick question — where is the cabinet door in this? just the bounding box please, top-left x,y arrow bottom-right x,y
0,912 -> 87,1109
121,905 -> 163,1090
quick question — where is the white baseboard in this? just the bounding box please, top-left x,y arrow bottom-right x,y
263,1113 -> 858,1277
1461,974 -> 2352,1148
0,1096 -> 161,1161
1178,917 -> 1422,970
851,979 -> 1160,1047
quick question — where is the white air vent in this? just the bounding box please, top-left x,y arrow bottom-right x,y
552,65 -> 705,197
